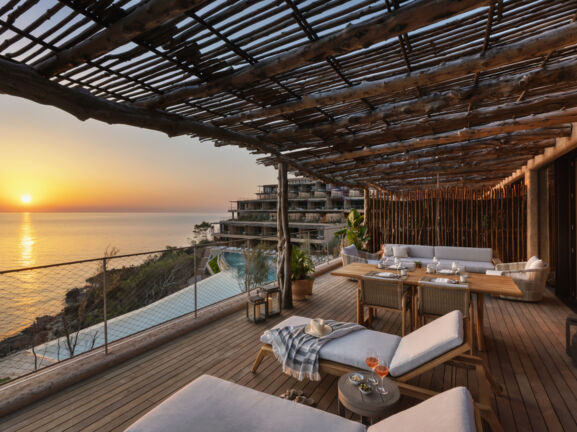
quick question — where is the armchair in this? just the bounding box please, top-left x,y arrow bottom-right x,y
340,244 -> 380,266
496,260 -> 550,302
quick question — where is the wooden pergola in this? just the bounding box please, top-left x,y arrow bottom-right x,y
2,0 -> 577,305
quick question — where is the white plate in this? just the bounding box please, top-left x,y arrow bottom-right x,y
376,272 -> 399,278
438,269 -> 455,274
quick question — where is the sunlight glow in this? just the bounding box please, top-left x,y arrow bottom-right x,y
21,194 -> 32,204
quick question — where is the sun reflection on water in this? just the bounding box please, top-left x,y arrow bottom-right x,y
19,212 -> 36,269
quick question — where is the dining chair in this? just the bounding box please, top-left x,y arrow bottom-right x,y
360,278 -> 410,336
416,283 -> 474,352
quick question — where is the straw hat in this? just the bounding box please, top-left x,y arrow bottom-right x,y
305,318 -> 332,337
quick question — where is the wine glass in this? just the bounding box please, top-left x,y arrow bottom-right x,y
374,355 -> 390,394
365,348 -> 378,385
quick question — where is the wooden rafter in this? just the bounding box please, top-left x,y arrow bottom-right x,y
1,0 -> 577,189
216,23 -> 577,126
35,0 -> 207,76
137,0 -> 491,108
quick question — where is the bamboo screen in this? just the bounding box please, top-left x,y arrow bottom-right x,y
365,185 -> 526,262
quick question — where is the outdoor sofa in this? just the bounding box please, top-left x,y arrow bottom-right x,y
381,244 -> 495,274
252,310 -> 501,431
124,375 -> 479,432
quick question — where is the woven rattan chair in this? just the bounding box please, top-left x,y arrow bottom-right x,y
496,261 -> 550,302
417,284 -> 474,351
360,278 -> 410,335
340,244 -> 380,266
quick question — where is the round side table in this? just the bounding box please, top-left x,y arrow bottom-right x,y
337,372 -> 400,425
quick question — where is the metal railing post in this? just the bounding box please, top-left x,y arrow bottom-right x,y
102,257 -> 108,354
194,243 -> 198,318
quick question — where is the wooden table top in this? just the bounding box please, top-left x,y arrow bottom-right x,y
332,263 -> 523,297
338,373 -> 400,418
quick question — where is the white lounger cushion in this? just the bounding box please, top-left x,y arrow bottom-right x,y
389,310 -> 463,376
368,386 -> 476,432
261,316 -> 401,370
262,312 -> 463,377
125,375 -> 365,432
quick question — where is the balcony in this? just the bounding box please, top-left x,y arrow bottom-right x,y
0,269 -> 575,431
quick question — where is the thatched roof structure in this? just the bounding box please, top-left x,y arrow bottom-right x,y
1,0 -> 576,190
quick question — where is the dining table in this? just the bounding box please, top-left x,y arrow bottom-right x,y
331,262 -> 523,351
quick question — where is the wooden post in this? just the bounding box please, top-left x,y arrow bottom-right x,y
277,163 -> 293,309
363,189 -> 370,250
538,168 -> 550,264
526,169 -> 539,259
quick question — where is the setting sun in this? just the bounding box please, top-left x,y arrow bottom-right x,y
21,194 -> 32,204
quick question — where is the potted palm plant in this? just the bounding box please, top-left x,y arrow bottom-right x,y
335,209 -> 370,250
290,245 -> 315,300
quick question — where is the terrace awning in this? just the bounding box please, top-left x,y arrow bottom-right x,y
1,0 -> 577,189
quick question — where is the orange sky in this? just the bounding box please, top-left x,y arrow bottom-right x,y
0,95 -> 277,212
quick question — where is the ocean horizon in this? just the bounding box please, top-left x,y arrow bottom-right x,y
0,211 -> 228,271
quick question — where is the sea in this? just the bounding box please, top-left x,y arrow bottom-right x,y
0,212 -> 227,338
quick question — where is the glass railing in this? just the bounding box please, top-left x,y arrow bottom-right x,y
0,229 -> 343,383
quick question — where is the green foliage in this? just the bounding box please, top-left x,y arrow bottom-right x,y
0,377 -> 10,385
235,244 -> 271,295
208,256 -> 220,274
290,245 -> 315,281
334,209 -> 370,251
194,221 -> 212,230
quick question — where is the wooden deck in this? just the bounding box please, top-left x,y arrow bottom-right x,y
0,272 -> 576,431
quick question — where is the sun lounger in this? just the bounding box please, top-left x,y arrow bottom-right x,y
124,375 -> 479,432
252,310 -> 501,432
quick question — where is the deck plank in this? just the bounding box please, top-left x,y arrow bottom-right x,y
1,273 -> 576,432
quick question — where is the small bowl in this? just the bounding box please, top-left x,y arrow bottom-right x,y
359,383 -> 373,395
349,372 -> 364,385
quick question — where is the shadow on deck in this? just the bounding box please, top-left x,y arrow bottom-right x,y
0,272 -> 576,431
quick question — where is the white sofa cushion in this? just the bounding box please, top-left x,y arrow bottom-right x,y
385,244 -> 435,259
406,244 -> 435,259
261,316 -> 401,371
393,245 -> 409,258
125,375 -> 365,432
342,245 -> 359,257
525,256 -> 539,269
435,246 -> 492,262
389,310 -> 464,377
368,387 -> 476,432
382,244 -> 394,256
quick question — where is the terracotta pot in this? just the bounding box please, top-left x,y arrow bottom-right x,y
292,278 -> 314,300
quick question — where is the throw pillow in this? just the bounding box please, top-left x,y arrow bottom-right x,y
383,245 -> 394,257
525,256 -> 539,269
527,259 -> 545,270
393,245 -> 409,258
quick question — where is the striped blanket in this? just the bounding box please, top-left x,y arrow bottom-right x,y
265,320 -> 364,381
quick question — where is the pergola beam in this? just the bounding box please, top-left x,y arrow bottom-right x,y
35,0 -> 207,76
314,134 -> 561,176
258,90 -> 577,165
299,107 -> 577,166
496,122 -> 577,188
218,22 -> 577,125
323,141 -> 555,179
255,59 -> 577,142
138,0 -> 491,108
